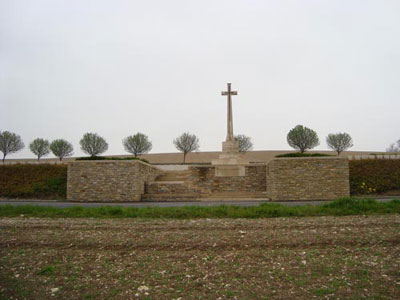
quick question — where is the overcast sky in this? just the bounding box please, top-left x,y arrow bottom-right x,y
1,0 -> 399,159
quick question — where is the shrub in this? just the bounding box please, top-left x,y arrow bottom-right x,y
0,164 -> 67,199
349,159 -> 400,195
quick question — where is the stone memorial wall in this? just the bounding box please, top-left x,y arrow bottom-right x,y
67,160 -> 163,202
67,157 -> 350,201
187,165 -> 266,194
266,157 -> 350,201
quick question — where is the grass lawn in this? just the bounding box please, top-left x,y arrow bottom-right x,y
0,198 -> 399,219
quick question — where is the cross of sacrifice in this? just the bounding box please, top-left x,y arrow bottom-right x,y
221,83 -> 238,142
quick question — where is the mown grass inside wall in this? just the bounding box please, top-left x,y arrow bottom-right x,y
0,198 -> 399,219
349,159 -> 400,195
0,164 -> 67,199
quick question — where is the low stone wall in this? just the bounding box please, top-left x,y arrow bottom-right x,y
267,157 -> 350,201
67,161 -> 163,202
187,165 -> 267,194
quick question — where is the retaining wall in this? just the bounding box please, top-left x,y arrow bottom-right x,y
267,157 -> 350,201
67,161 -> 163,202
187,165 -> 267,194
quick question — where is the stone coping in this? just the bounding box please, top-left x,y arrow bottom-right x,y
67,159 -> 162,170
188,163 -> 266,168
272,156 -> 345,160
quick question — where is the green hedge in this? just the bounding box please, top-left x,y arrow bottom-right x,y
76,156 -> 149,163
349,159 -> 400,195
0,164 -> 67,199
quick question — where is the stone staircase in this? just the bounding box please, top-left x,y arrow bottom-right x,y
142,170 -> 270,202
200,192 -> 269,201
142,171 -> 199,201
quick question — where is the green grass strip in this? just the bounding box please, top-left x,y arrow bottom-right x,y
0,198 -> 399,219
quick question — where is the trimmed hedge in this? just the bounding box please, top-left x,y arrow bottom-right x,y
76,156 -> 149,163
0,164 -> 67,199
349,159 -> 400,195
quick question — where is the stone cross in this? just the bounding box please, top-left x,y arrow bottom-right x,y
221,83 -> 237,142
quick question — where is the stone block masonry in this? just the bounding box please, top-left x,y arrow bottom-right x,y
187,165 -> 267,194
66,158 -> 350,202
267,157 -> 350,201
67,160 -> 163,202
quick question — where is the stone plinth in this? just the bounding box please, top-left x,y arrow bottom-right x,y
222,140 -> 239,153
212,141 -> 250,177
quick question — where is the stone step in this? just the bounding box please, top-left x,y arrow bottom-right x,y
145,181 -> 193,194
155,170 -> 190,182
141,192 -> 270,202
201,192 -> 269,201
141,193 -> 200,202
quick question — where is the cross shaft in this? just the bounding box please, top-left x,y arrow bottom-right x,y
221,83 -> 237,142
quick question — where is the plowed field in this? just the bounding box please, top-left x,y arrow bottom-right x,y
1,215 -> 399,299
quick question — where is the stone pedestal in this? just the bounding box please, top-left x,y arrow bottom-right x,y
222,140 -> 239,153
212,140 -> 249,177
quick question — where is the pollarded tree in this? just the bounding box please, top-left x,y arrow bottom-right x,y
234,134 -> 253,152
173,132 -> 199,163
29,138 -> 50,161
123,133 -> 152,157
79,133 -> 108,157
326,133 -> 354,156
0,130 -> 25,163
386,140 -> 400,153
50,139 -> 74,161
287,125 -> 320,153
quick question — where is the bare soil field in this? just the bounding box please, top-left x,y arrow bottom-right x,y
1,215 -> 399,299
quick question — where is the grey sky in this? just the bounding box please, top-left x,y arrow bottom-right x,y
1,0 -> 399,159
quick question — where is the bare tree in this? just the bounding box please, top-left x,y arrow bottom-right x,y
173,132 -> 199,163
234,134 -> 253,152
326,133 -> 354,156
29,138 -> 50,161
0,131 -> 25,163
287,125 -> 319,153
79,133 -> 108,157
386,140 -> 400,153
123,133 -> 152,157
50,139 -> 74,161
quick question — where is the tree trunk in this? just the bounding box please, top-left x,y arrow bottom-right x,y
2,154 -> 5,163
183,152 -> 187,164
59,157 -> 62,161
